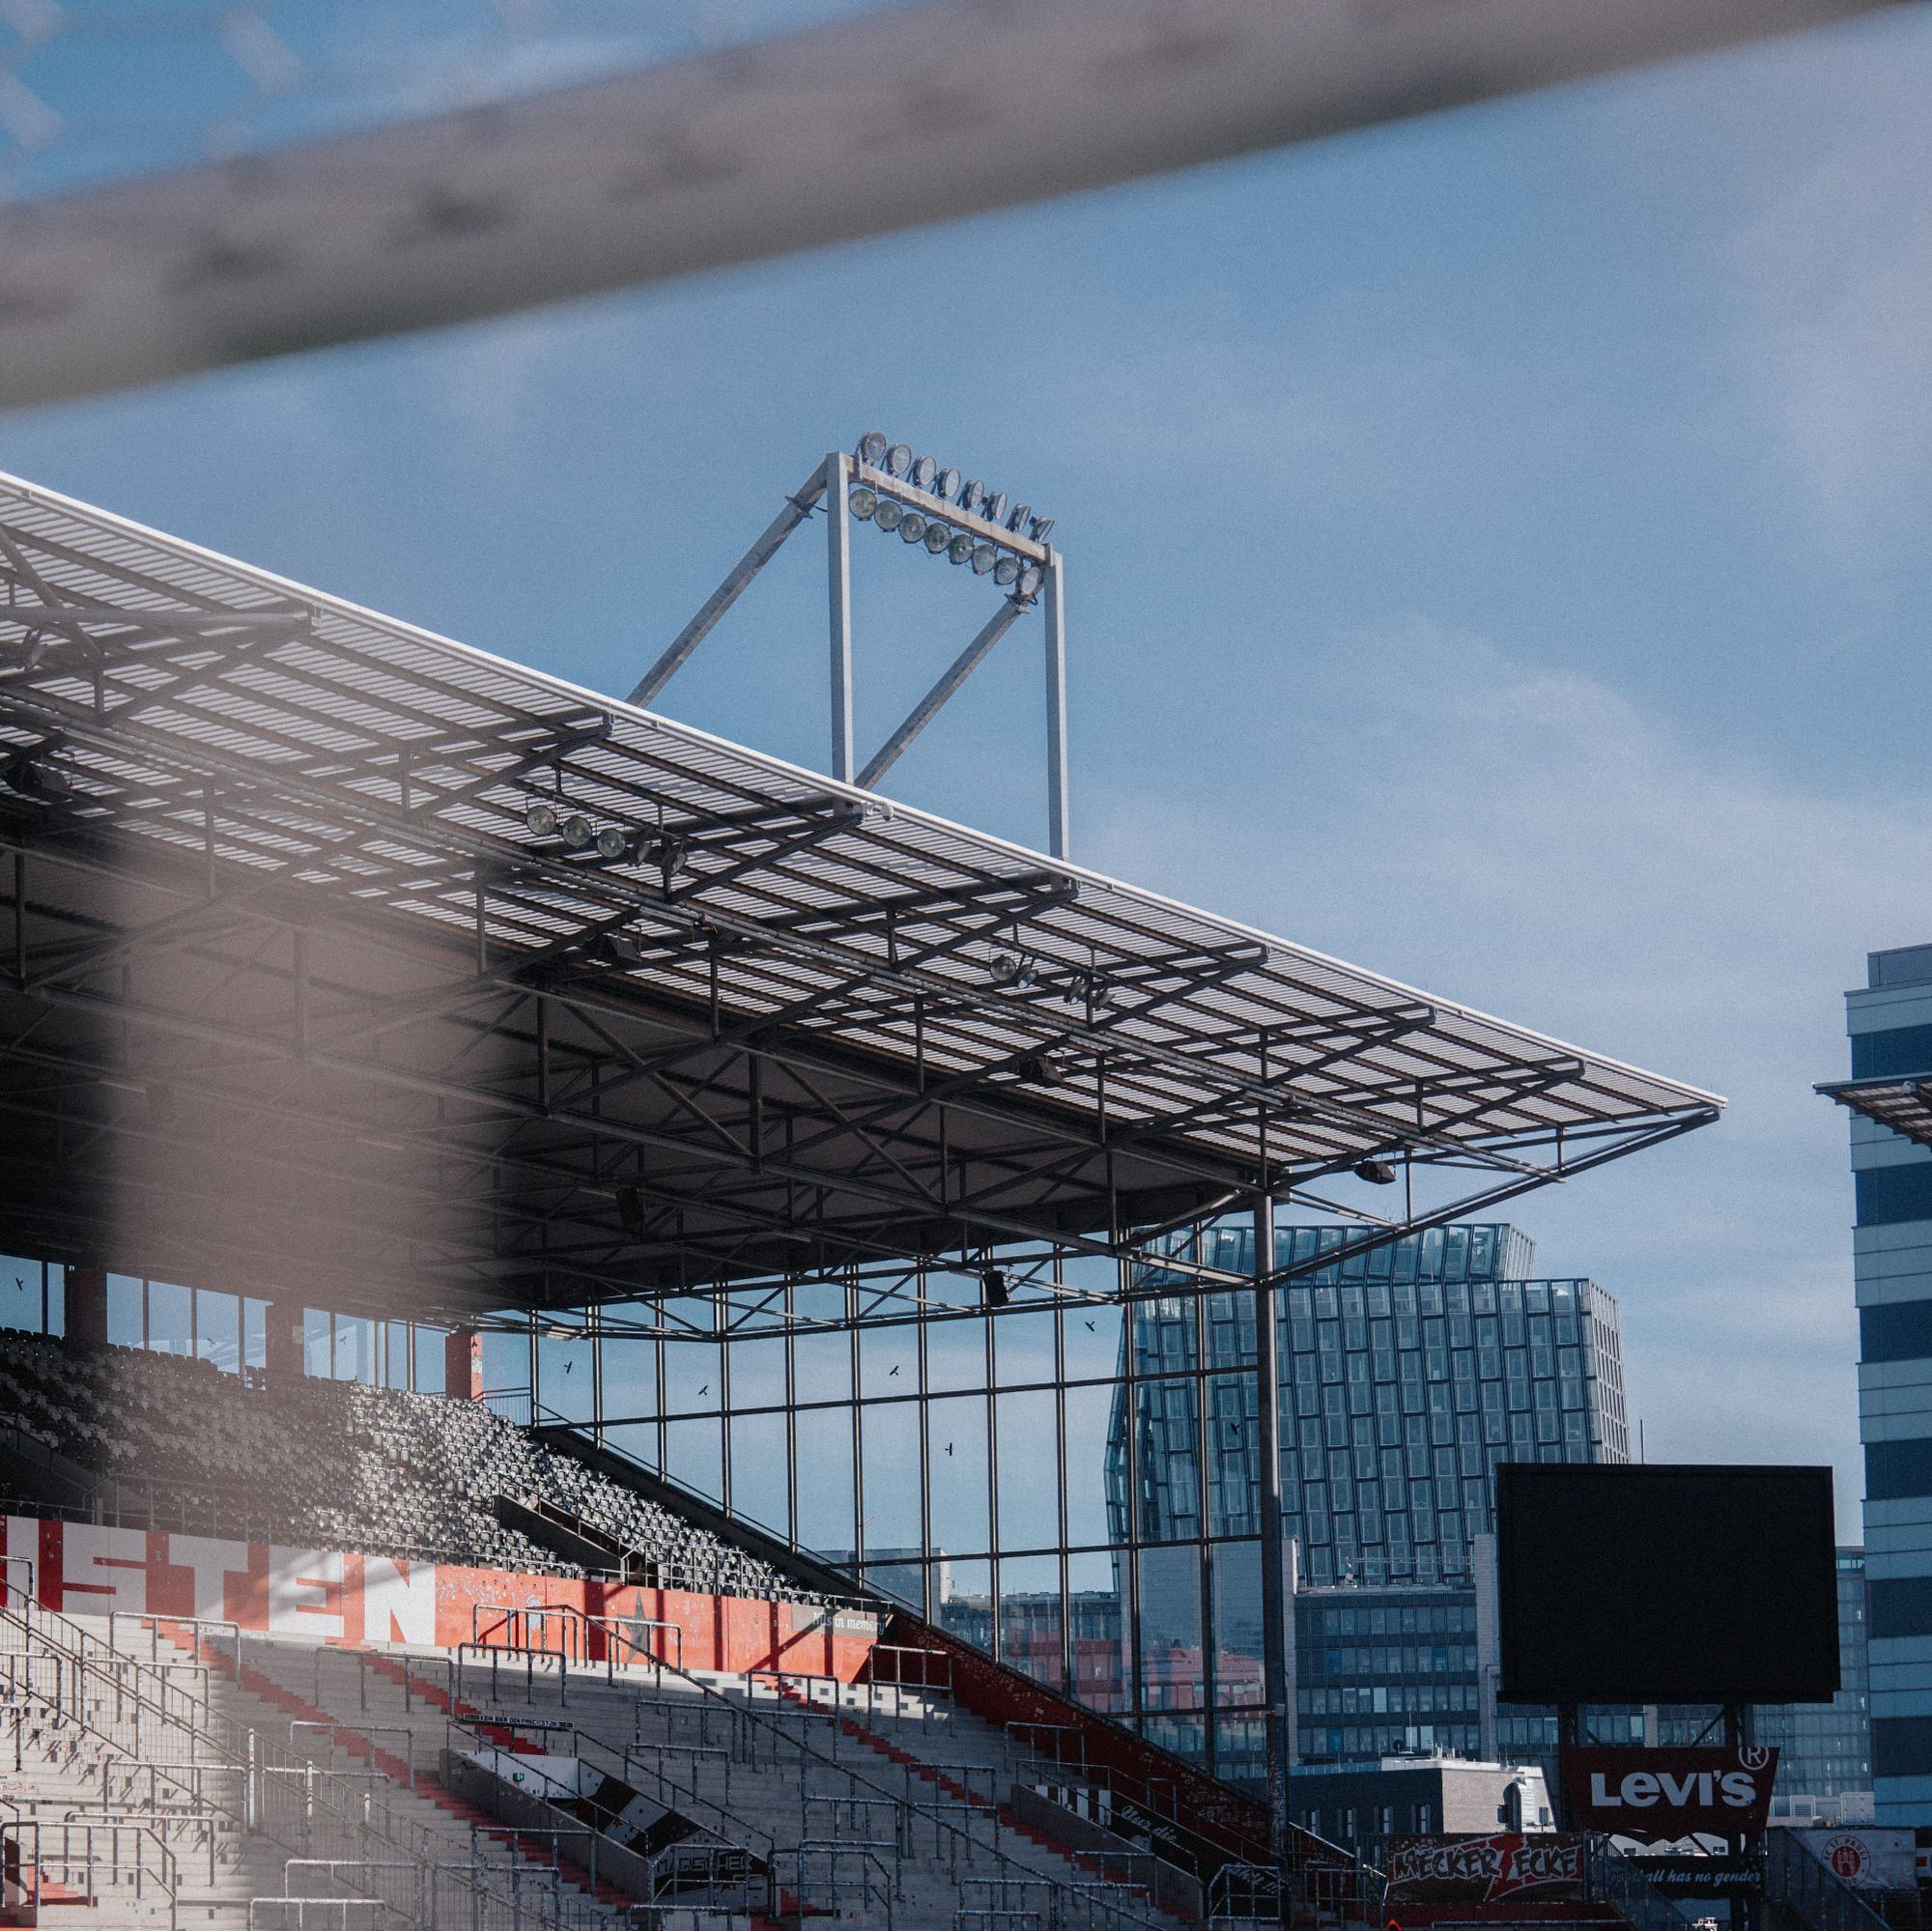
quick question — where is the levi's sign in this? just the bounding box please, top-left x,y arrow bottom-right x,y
1561,1747 -> 1777,1840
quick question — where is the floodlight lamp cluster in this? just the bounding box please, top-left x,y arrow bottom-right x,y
848,431 -> 1051,601
524,799 -> 683,875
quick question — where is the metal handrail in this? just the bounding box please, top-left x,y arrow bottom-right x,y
0,1601 -> 613,1931
0,1810 -> 179,1930
1766,1828 -> 1890,1931
437,1619 -> 1163,1930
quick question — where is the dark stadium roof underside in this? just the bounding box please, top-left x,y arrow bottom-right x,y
1817,1076 -> 1932,1152
0,471 -> 1722,1328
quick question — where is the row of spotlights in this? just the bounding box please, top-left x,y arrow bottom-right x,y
853,432 -> 1053,545
849,488 -> 1043,597
524,801 -> 681,868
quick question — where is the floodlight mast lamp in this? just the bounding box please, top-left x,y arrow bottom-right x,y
630,440 -> 1071,860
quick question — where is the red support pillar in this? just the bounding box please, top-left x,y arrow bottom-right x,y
265,1302 -> 305,1381
65,1265 -> 107,1345
444,1328 -> 483,1402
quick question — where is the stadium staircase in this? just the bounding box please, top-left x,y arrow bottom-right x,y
0,1331 -> 1704,1931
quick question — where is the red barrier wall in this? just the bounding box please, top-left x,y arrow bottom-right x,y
0,1511 -> 879,1679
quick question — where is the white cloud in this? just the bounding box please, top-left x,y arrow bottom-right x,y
1084,619 -> 1932,1517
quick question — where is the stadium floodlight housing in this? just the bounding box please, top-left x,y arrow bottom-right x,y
1353,1157 -> 1400,1185
526,800 -> 557,837
559,812 -> 591,848
595,826 -> 628,861
633,435 -> 1067,857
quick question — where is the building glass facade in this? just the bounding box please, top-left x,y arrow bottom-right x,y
1756,1548 -> 1871,1814
503,1219 -> 1631,1784
1844,943 -> 1932,1824
1294,1583 -> 1483,1765
1117,1223 -> 1628,1591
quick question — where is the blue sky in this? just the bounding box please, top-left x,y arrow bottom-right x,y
7,5 -> 1932,1521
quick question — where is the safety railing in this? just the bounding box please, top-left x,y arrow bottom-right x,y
0,1812 -> 179,1930
1766,1831 -> 1889,1931
1207,1857 -> 1284,1928
444,1606 -> 1174,1931
247,1899 -> 388,1928
777,1841 -> 896,1931
1586,1836 -> 1698,1931
1,1599 -> 620,1931
57,1805 -> 219,1888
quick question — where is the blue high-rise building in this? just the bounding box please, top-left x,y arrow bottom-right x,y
1108,1222 -> 1633,1778
1820,943 -> 1932,1824
1758,1548 -> 1871,1820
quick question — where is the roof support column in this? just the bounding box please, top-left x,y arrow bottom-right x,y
827,450 -> 855,784
444,1327 -> 484,1402
1043,549 -> 1069,861
1254,1181 -> 1291,1901
66,1265 -> 107,1347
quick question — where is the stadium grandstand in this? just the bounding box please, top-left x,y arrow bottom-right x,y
0,462 -> 1728,1928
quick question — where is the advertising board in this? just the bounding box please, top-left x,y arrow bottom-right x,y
1383,1834 -> 1584,1904
1807,1831 -> 1917,1891
1561,1746 -> 1778,1841
1496,1464 -> 1838,1707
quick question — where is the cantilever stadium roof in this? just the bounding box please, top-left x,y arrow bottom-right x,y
0,469 -> 1722,1323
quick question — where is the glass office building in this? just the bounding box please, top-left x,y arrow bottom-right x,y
1757,1548 -> 1872,1816
1115,1223 -> 1629,1593
1831,943 -> 1932,1824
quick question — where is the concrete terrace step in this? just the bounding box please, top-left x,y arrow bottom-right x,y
198,1633 -> 633,1914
